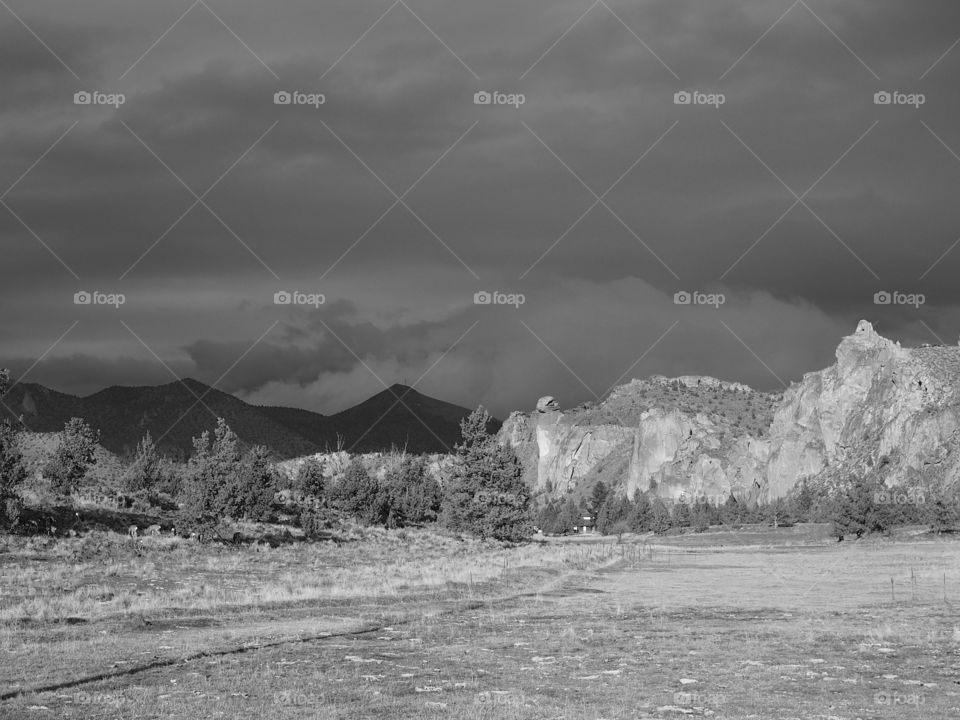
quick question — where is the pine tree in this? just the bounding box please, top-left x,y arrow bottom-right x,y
831,475 -> 886,539
557,496 -> 581,535
650,497 -> 672,534
720,492 -> 742,527
629,490 -> 652,532
790,479 -> 814,522
537,499 -> 561,534
691,498 -> 711,532
590,481 -> 609,516
671,500 -> 692,529
925,484 -> 959,535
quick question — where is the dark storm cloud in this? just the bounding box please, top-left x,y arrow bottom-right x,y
3,0 -> 960,416
1,353 -> 190,398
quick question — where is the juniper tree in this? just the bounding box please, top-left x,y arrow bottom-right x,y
124,432 -> 161,493
440,407 -> 533,541
45,417 -> 99,496
178,418 -> 242,534
0,370 -> 27,529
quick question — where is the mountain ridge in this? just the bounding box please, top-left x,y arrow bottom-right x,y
1,379 -> 493,459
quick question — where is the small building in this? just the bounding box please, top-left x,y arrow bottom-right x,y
577,515 -> 596,534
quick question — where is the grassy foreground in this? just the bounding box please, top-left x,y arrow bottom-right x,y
1,525 -> 959,718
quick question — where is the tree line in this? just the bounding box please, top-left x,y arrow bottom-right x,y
537,474 -> 960,540
0,402 -> 534,542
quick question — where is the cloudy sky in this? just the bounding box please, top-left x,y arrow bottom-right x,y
2,0 -> 960,418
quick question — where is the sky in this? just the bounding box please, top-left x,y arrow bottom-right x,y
2,0 -> 960,419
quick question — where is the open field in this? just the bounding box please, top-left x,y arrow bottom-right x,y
2,526 -> 959,719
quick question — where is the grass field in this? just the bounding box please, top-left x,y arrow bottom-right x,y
1,524 -> 959,719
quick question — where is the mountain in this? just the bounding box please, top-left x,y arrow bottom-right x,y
1,380 -> 488,460
262,384 -> 499,454
500,321 -> 960,504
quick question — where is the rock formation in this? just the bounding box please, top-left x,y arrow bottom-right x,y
500,375 -> 778,502
763,319 -> 960,498
499,320 -> 960,504
536,396 -> 560,413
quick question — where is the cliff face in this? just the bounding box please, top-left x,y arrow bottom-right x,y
764,320 -> 960,497
499,321 -> 960,503
499,409 -> 635,495
499,376 -> 779,503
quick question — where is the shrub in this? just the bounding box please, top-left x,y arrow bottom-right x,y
300,506 -> 334,538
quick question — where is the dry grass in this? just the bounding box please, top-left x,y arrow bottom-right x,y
0,528 -> 608,626
3,528 -> 960,718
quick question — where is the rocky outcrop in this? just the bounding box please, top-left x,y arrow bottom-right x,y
499,320 -> 960,503
762,320 -> 960,497
500,384 -> 778,503
498,406 -> 634,495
